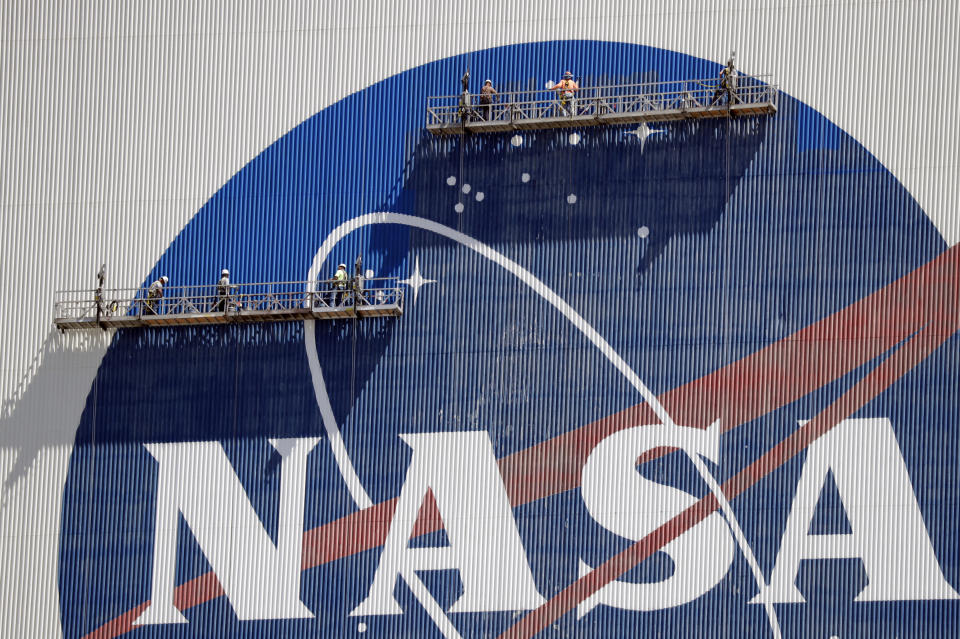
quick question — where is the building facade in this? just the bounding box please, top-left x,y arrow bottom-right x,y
2,2 -> 959,637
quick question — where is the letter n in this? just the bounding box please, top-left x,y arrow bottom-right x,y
133,438 -> 320,625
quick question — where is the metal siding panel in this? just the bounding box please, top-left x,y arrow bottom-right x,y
2,4 -> 960,639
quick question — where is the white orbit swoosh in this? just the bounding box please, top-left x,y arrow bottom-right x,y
304,212 -> 780,639
306,213 -> 675,427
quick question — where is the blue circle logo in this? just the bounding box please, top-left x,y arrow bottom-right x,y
59,41 -> 958,639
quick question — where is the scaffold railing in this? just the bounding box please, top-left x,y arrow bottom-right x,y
426,74 -> 778,135
53,278 -> 404,330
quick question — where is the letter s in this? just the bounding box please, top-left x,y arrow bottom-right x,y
578,424 -> 734,616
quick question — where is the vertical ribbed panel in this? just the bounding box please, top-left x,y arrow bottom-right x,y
3,3 -> 960,639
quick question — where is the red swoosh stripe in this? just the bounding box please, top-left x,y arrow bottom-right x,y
501,314 -> 958,638
83,245 -> 960,639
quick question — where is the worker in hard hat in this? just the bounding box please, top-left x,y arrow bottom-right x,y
458,70 -> 474,123
478,79 -> 498,121
95,264 -> 106,326
213,268 -> 231,312
711,55 -> 740,106
552,71 -> 579,116
144,275 -> 168,315
333,263 -> 348,306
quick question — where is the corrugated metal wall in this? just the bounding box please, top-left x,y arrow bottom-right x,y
2,2 -> 959,638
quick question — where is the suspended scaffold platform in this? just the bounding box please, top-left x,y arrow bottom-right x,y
53,278 -> 404,330
426,74 -> 778,136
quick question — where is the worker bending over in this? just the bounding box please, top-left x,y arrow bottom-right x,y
144,275 -> 168,315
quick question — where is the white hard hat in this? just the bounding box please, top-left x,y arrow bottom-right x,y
338,263 -> 346,269
221,269 -> 229,276
160,275 -> 169,284
484,79 -> 492,84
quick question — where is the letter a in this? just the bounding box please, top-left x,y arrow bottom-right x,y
751,418 -> 959,604
351,432 -> 545,616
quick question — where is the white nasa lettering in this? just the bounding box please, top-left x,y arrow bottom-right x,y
350,432 -> 546,616
129,417 -> 958,625
133,437 -> 320,626
751,418 -> 960,604
577,424 -> 735,616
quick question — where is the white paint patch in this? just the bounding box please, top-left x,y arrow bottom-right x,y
358,622 -> 367,633
521,172 -> 531,183
567,194 -> 577,204
454,202 -> 465,213
475,192 -> 485,201
461,184 -> 471,194
364,269 -> 374,278
568,133 -> 581,145
638,226 -> 650,238
510,134 -> 523,147
446,175 -> 456,186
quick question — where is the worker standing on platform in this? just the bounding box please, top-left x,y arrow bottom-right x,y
144,275 -> 168,315
552,71 -> 579,116
458,70 -> 474,123
479,79 -> 498,121
711,54 -> 740,106
726,54 -> 739,103
333,263 -> 348,306
213,269 -> 231,312
95,263 -> 106,325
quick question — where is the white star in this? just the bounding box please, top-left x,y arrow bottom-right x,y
626,122 -> 666,151
399,256 -> 437,305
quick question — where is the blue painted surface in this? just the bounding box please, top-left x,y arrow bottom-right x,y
58,41 -> 959,638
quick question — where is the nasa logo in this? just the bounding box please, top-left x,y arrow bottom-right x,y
127,416 -> 956,629
59,41 -> 960,639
